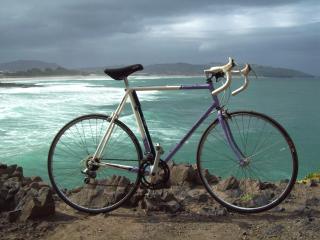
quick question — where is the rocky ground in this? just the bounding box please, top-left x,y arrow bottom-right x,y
1,163 -> 320,240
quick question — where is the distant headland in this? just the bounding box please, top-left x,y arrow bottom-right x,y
0,60 -> 315,79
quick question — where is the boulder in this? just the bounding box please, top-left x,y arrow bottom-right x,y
16,187 -> 55,221
198,206 -> 228,217
192,164 -> 219,185
0,163 -> 55,222
0,164 -> 17,176
143,191 -> 182,213
170,164 -> 196,185
218,176 -> 239,191
70,176 -> 132,209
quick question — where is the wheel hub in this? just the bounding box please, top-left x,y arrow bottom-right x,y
240,158 -> 251,167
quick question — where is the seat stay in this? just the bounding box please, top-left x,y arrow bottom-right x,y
92,92 -> 130,159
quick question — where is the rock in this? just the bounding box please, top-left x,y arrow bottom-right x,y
271,206 -> 286,212
163,200 -> 182,213
30,176 -> 42,182
18,187 -> 55,221
0,174 -> 10,181
70,176 -> 132,208
309,179 -> 318,187
29,182 -> 40,190
0,163 -> 7,169
265,224 -> 284,236
259,181 -> 276,190
126,188 -> 147,207
185,189 -> 209,203
0,164 -> 55,221
21,177 -> 32,187
170,164 -> 196,185
198,206 -> 228,217
6,209 -> 21,222
0,164 -> 17,176
192,164 -> 219,185
160,191 -> 176,202
218,176 -> 239,191
11,167 -> 23,179
305,197 -> 320,206
142,190 -> 182,213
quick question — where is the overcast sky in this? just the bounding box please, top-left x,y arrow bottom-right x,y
0,0 -> 319,74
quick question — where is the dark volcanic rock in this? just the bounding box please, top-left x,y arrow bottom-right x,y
170,164 -> 196,186
218,176 -> 239,191
142,191 -> 182,213
0,163 -> 55,221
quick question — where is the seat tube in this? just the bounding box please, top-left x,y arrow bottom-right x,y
218,110 -> 244,161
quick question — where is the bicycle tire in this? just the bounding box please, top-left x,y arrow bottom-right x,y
48,114 -> 143,213
197,111 -> 298,213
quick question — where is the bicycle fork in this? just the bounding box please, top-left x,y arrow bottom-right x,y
218,110 -> 246,165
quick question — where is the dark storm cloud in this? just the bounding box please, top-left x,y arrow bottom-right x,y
0,0 -> 319,74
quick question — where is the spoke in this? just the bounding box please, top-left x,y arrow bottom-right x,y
202,145 -> 238,164
250,121 -> 267,156
88,119 -> 97,146
233,116 -> 246,153
247,140 -> 283,160
244,116 -> 252,155
74,124 -> 90,155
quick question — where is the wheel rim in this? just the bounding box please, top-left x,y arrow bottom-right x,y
48,115 -> 142,212
198,112 -> 297,212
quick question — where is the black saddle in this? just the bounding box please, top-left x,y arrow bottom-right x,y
104,64 -> 143,80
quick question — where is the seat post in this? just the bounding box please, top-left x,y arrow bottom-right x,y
123,77 -> 129,88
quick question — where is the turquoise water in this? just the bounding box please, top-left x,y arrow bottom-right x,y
0,76 -> 319,181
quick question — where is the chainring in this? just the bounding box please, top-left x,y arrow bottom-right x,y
140,160 -> 170,190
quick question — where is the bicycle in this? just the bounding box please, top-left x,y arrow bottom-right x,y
48,57 -> 298,214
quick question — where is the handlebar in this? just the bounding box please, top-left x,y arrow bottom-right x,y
231,64 -> 251,96
204,57 -> 252,96
204,57 -> 236,96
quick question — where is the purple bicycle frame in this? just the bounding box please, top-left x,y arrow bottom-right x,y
138,81 -> 244,166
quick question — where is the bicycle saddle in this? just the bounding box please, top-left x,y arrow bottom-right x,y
104,64 -> 143,80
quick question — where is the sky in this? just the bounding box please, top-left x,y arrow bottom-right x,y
0,0 -> 319,75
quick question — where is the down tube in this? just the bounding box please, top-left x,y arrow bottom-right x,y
164,103 -> 217,162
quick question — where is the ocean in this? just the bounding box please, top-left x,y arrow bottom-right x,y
0,75 -> 319,181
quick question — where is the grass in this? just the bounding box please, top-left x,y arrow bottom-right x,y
297,171 -> 320,184
240,193 -> 253,202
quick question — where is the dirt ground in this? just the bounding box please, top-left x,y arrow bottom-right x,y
1,183 -> 319,240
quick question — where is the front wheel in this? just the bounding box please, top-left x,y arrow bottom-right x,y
197,111 -> 298,213
48,114 -> 143,213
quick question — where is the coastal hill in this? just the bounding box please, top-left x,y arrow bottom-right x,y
0,60 -> 315,78
0,60 -> 60,72
0,60 -> 85,77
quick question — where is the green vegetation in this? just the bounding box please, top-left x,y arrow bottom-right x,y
297,171 -> 320,184
240,193 -> 253,202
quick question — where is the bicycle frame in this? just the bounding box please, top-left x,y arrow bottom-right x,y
93,77 -> 244,173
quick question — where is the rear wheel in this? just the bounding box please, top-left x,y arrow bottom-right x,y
197,111 -> 298,213
48,114 -> 143,213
